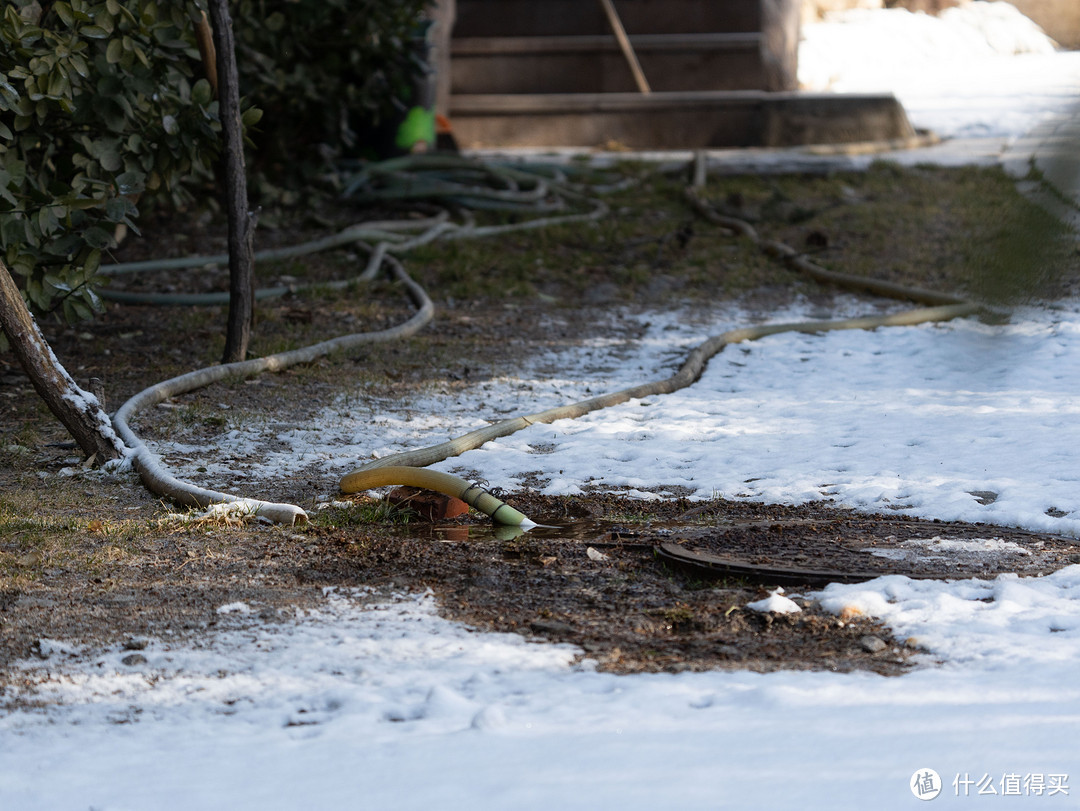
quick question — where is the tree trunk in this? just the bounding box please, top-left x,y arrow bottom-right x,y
0,259 -> 127,464
208,0 -> 256,364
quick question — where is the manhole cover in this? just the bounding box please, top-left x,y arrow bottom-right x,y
654,517 -> 1080,586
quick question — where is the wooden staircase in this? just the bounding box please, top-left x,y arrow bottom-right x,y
445,0 -> 916,150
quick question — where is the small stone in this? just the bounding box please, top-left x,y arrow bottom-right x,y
123,638 -> 149,651
121,653 -> 148,666
530,619 -> 575,636
859,635 -> 888,654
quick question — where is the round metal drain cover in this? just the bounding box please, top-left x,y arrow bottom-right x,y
655,517 -> 1080,586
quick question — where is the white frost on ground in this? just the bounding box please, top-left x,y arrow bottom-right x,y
4,5 -> 1080,809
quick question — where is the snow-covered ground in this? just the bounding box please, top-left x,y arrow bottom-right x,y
800,1 -> 1076,140
4,5 -> 1080,809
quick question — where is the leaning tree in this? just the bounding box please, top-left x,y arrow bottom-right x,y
0,0 -> 430,464
0,0 -> 225,461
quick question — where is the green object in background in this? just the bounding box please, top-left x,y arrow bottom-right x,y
395,106 -> 436,152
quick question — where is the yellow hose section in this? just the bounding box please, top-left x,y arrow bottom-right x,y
339,465 -> 533,527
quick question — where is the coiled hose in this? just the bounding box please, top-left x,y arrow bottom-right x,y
106,156 -> 622,524
106,154 -> 984,527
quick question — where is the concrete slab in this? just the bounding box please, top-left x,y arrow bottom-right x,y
450,91 -> 916,150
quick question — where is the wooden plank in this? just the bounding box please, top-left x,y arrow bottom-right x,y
598,0 -> 652,94
451,39 -> 766,94
454,0 -> 763,37
451,33 -> 763,55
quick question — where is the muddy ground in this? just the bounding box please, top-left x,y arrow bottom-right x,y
2,161 -> 1078,691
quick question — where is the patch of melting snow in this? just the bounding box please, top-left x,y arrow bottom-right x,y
746,588 -> 802,614
865,536 -> 1034,562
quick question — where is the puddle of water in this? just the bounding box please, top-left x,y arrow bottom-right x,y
400,518 -> 661,545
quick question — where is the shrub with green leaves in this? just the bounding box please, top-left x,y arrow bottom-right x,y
233,0 -> 432,200
0,0 -> 431,325
0,0 -> 220,322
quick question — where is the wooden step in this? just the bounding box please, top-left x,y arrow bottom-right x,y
451,34 -> 767,94
454,0 -> 765,37
448,91 -> 917,150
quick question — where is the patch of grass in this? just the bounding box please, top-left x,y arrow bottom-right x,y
0,505 -> 84,581
696,162 -> 1079,304
397,162 -> 1080,309
310,497 -> 418,529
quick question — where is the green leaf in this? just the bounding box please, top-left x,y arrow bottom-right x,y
57,195 -> 104,211
42,233 -> 83,257
105,38 -> 123,64
79,25 -> 110,39
98,99 -> 126,132
82,248 -> 101,274
115,170 -> 145,196
43,271 -> 72,293
1,216 -> 27,247
84,285 -> 103,312
0,80 -> 19,108
54,3 -> 75,27
88,138 -> 122,172
63,297 -> 94,323
46,70 -> 70,99
104,196 -> 136,222
191,78 -> 212,107
37,206 -> 60,235
161,113 -> 179,136
241,106 -> 264,128
82,225 -> 114,249
25,276 -> 48,310
68,53 -> 90,79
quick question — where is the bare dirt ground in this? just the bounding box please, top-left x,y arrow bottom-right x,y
2,161 -> 1079,692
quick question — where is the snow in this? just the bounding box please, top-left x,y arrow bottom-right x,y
799,0 -> 1080,141
746,588 -> 804,614
5,4 -> 1080,809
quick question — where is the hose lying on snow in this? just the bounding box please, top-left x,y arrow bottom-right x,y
338,304 -> 976,478
106,153 -> 985,526
337,186 -> 983,490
